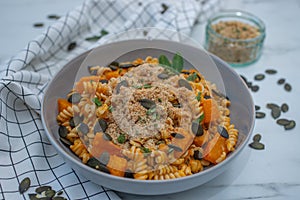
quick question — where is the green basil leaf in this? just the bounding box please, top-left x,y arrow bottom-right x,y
172,53 -> 184,72
159,55 -> 171,67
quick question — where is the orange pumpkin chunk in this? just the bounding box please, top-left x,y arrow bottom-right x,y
57,98 -> 72,113
202,98 -> 220,124
91,132 -> 122,158
203,134 -> 227,164
107,155 -> 127,177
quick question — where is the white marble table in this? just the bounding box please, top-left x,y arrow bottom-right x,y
1,0 -> 299,199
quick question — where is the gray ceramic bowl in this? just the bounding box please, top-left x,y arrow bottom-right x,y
41,39 -> 255,195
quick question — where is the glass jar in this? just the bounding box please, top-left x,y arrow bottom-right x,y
205,10 -> 266,67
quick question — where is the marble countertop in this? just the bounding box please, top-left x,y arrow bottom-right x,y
1,0 -> 300,199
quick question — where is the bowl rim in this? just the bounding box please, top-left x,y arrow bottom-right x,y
41,39 -> 255,185
206,9 -> 266,43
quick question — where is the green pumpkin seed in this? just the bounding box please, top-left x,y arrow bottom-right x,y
19,177 -> 31,194
77,123 -> 89,135
98,119 -> 108,132
255,105 -> 260,111
265,69 -> 277,74
266,103 -> 280,110
168,144 -> 183,152
254,74 -> 265,81
191,122 -> 203,136
99,79 -> 108,84
56,190 -> 63,195
281,103 -> 289,113
271,107 -> 281,119
119,62 -> 134,69
193,150 -> 203,160
87,157 -> 101,169
157,73 -> 169,79
67,42 -> 77,51
171,133 -> 185,139
60,137 -> 72,146
255,111 -> 266,119
47,14 -> 61,20
218,126 -> 229,139
251,85 -> 259,92
284,120 -> 296,130
68,92 -> 81,103
38,197 -> 52,200
124,171 -> 134,179
276,118 -> 291,126
253,134 -> 262,142
139,99 -> 156,109
35,185 -> 52,194
284,83 -> 292,92
277,78 -> 285,85
103,133 -> 112,141
33,22 -> 44,28
45,190 -> 56,198
58,126 -> 68,138
99,151 -> 110,165
249,142 -> 265,150
53,197 -> 67,200
178,79 -> 192,90
116,80 -> 128,94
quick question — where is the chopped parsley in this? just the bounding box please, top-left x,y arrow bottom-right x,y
92,97 -> 102,107
117,134 -> 126,144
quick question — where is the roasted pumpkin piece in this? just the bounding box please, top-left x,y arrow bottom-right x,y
57,98 -> 72,113
91,132 -> 122,158
193,130 -> 210,147
203,133 -> 227,164
202,98 -> 220,124
75,76 -> 100,93
107,155 -> 127,177
104,70 -> 120,80
170,127 -> 194,158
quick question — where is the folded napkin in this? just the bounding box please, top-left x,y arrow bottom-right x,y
0,0 -> 222,199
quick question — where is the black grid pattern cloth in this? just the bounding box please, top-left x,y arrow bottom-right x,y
0,0 -> 222,199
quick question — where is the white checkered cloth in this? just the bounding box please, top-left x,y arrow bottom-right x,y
0,0 -> 222,199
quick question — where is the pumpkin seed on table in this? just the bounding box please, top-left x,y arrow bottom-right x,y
28,193 -> 38,200
277,78 -> 285,85
255,105 -> 261,111
281,103 -> 289,113
35,186 -> 52,194
266,103 -> 280,110
249,141 -> 265,150
33,22 -> 44,28
255,111 -> 266,119
276,118 -> 291,126
284,120 -> 296,130
284,83 -> 292,92
251,85 -> 259,92
19,177 -> 31,194
67,42 -> 77,51
253,134 -> 262,142
271,107 -> 281,119
45,190 -> 56,198
265,69 -> 277,74
254,74 -> 265,81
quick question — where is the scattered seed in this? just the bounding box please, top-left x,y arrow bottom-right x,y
251,85 -> 259,92
255,111 -> 266,119
119,62 -> 134,68
161,3 -> 169,14
139,99 -> 156,109
171,133 -> 185,139
19,177 -> 31,194
38,197 -> 52,200
157,73 -> 169,79
47,14 -> 60,20
271,107 -> 281,119
102,133 -> 112,141
60,137 -> 72,146
178,79 -> 192,90
56,190 -> 63,195
68,92 -> 81,103
28,193 -> 38,200
284,120 -> 296,130
35,186 -> 51,194
191,122 -> 203,136
240,75 -> 248,84
281,103 -> 289,113
67,42 -> 77,51
99,151 -> 110,165
254,74 -> 265,81
45,190 -> 56,198
277,78 -> 285,85
124,170 -> 134,179
58,126 -> 68,138
276,118 -> 291,126
247,81 -> 253,88
33,22 -> 44,28
253,134 -> 262,142
249,142 -> 265,150
193,150 -> 203,160
284,83 -> 292,92
168,144 -> 183,152
53,197 -> 66,200
77,123 -> 89,135
265,69 -> 277,74
255,105 -> 260,111
218,126 -> 229,139
87,157 -> 101,168
266,103 -> 280,110
116,80 -> 128,94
